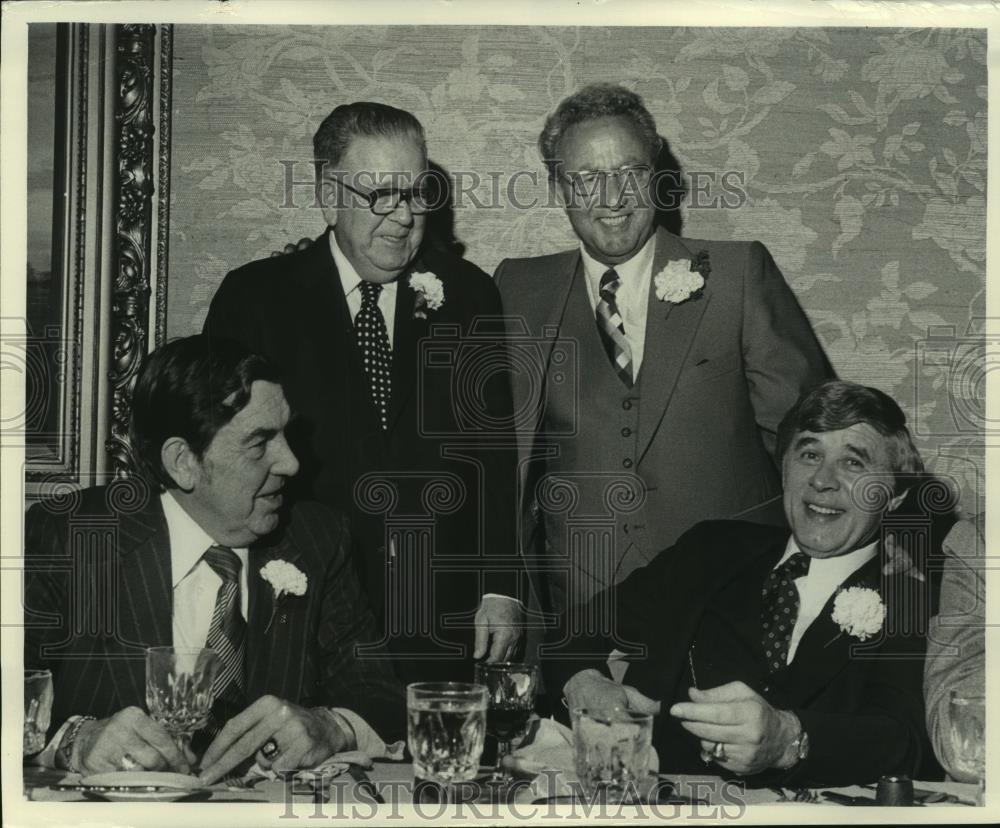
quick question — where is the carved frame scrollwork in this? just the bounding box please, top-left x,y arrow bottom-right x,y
106,24 -> 173,478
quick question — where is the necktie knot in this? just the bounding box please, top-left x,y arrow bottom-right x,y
778,550 -> 811,582
360,280 -> 382,306
599,268 -> 621,299
203,544 -> 241,584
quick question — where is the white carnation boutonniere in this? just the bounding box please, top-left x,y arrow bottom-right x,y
260,560 -> 308,634
410,271 -> 444,319
653,250 -> 710,305
830,586 -> 885,641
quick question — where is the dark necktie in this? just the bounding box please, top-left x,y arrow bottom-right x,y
760,550 -> 811,672
595,268 -> 633,387
203,545 -> 246,699
355,280 -> 392,430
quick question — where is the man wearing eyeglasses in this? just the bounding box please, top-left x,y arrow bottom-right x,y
205,102 -> 522,685
495,84 -> 832,659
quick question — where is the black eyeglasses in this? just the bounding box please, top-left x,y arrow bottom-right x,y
332,178 -> 440,215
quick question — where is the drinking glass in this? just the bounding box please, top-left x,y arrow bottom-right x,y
145,647 -> 220,758
24,670 -> 54,756
407,682 -> 487,805
949,690 -> 985,803
474,661 -> 538,790
571,707 -> 653,804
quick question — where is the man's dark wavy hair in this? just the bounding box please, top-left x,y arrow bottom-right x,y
313,101 -> 426,177
538,83 -> 662,180
776,380 -> 924,494
129,334 -> 283,490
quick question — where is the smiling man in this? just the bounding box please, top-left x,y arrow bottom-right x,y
205,102 -> 522,683
23,335 -> 405,780
556,381 -> 939,787
495,84 -> 832,660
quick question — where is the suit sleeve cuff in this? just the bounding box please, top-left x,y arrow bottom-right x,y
329,709 -> 405,761
482,592 -> 525,609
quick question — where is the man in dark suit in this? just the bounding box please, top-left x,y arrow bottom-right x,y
495,84 -> 832,646
24,335 -> 404,782
204,102 -> 522,683
557,381 -> 936,787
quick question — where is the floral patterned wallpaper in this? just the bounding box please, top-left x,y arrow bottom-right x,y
167,25 -> 986,514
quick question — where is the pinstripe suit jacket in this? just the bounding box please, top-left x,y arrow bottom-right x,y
23,481 -> 405,743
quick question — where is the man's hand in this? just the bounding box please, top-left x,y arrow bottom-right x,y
473,595 -> 525,662
563,669 -> 661,715
669,682 -> 799,776
269,237 -> 313,257
72,707 -> 193,774
198,696 -> 351,785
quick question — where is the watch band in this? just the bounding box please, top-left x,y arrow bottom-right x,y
56,716 -> 95,772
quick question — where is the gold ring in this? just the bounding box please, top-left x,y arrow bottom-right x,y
261,738 -> 279,759
712,742 -> 727,762
119,752 -> 139,771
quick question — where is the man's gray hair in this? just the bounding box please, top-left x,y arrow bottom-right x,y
538,83 -> 662,180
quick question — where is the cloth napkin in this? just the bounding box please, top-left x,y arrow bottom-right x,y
504,717 -> 659,800
244,742 -> 405,783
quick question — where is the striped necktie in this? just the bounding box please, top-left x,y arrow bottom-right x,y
760,551 -> 811,672
355,280 -> 392,430
595,268 -> 633,387
203,545 -> 246,699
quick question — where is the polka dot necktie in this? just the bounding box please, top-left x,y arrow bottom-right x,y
760,550 -> 811,672
355,280 -> 392,430
595,268 -> 633,387
203,545 -> 246,699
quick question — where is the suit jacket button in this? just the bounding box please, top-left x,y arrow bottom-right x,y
622,400 -> 632,410
622,458 -> 633,469
621,427 -> 632,437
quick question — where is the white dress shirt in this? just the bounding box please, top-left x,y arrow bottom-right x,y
162,492 -> 250,647
775,536 -> 880,663
330,231 -> 398,346
579,234 -> 657,380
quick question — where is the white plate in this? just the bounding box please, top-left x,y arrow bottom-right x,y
80,770 -> 202,789
83,788 -> 208,803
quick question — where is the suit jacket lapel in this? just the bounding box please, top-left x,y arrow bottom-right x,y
636,229 -> 711,466
388,271 -> 421,431
650,534 -> 786,701
109,496 -> 174,707
782,553 -> 883,701
514,250 -> 581,491
245,526 -> 307,699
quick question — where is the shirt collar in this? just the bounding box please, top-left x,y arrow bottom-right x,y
329,230 -> 398,301
161,491 -> 248,588
777,534 -> 880,582
579,231 -> 657,293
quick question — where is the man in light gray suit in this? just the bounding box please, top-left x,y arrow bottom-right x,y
495,84 -> 832,656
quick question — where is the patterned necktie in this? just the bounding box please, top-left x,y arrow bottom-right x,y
760,550 -> 811,672
203,545 -> 246,699
355,280 -> 392,430
595,268 -> 633,387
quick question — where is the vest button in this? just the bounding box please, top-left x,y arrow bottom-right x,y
622,400 -> 632,410
622,458 -> 633,469
621,427 -> 632,437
